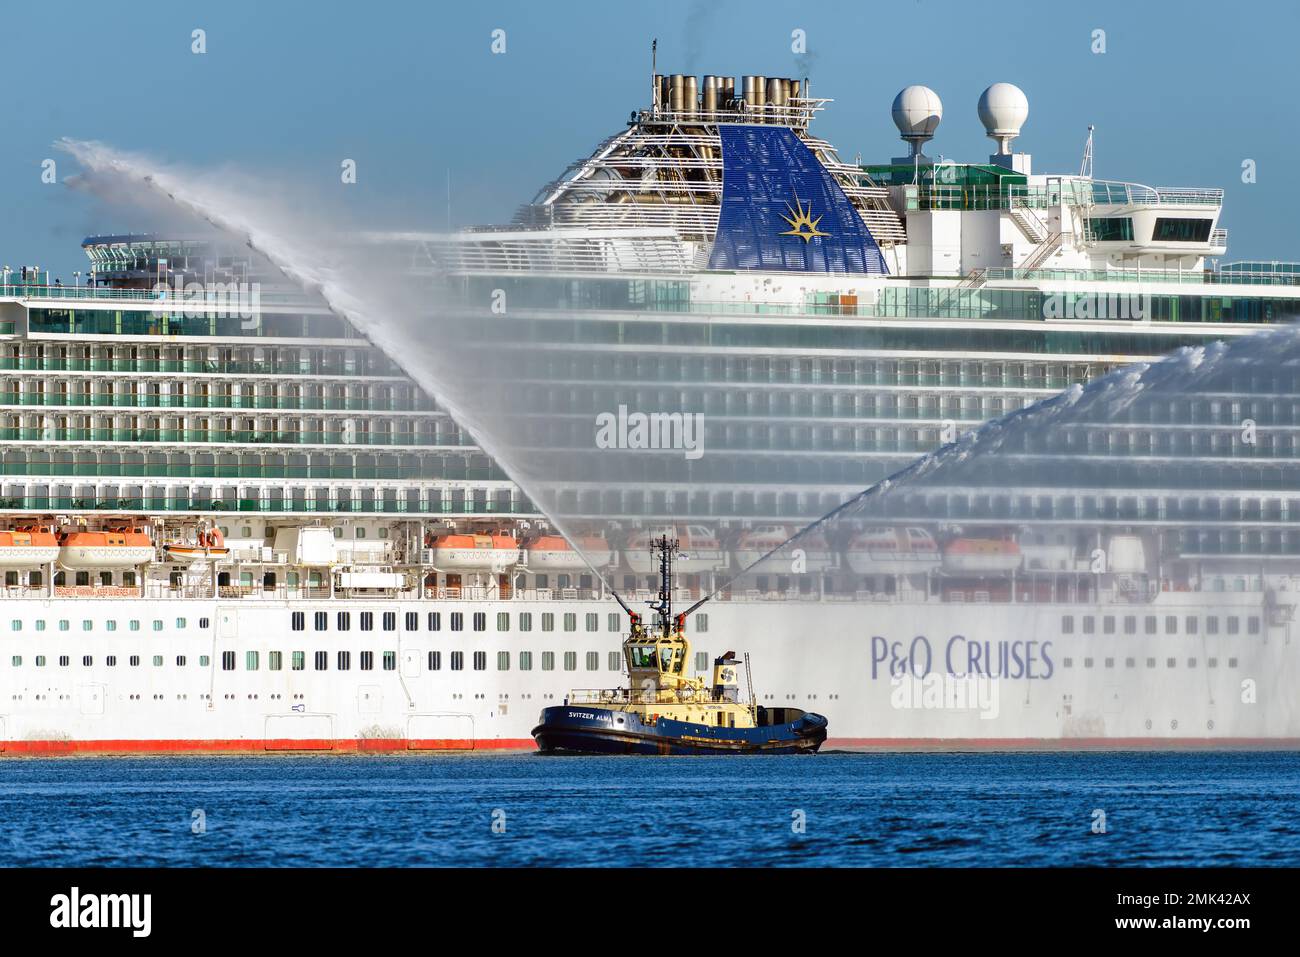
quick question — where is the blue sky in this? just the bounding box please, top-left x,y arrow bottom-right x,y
2,0 -> 1297,276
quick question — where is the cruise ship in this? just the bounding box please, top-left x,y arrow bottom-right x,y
2,68 -> 1299,753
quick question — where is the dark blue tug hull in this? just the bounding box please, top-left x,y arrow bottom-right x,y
531,705 -> 828,755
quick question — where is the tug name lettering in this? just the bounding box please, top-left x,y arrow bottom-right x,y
870,635 -> 1055,680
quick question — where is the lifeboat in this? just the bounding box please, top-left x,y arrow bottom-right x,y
427,532 -> 520,572
523,534 -> 614,571
942,537 -> 1022,575
57,527 -> 155,570
0,528 -> 60,569
845,526 -> 942,575
163,528 -> 230,563
625,525 -> 728,574
732,524 -> 836,573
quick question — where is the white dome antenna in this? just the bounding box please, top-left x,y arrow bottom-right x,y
892,86 -> 943,160
978,82 -> 1028,155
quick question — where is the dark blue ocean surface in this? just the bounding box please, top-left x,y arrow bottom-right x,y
1,752 -> 1297,867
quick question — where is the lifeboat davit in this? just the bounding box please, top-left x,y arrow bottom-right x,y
523,535 -> 614,571
57,527 -> 155,570
625,525 -> 728,574
732,524 -> 837,573
846,526 -> 942,575
942,537 -> 1022,575
163,528 -> 230,563
427,533 -> 520,572
0,528 -> 60,569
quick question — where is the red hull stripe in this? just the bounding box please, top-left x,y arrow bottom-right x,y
2,736 -> 1300,755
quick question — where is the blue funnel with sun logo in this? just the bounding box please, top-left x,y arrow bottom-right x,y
708,125 -> 888,274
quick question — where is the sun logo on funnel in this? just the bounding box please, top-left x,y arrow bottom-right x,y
779,194 -> 829,242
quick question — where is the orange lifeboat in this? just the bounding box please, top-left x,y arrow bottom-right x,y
523,534 -> 614,571
942,537 -> 1022,575
57,526 -> 155,570
0,528 -> 60,569
427,532 -> 520,572
163,527 -> 230,563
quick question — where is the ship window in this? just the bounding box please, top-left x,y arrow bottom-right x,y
316,651 -> 329,671
246,651 -> 259,671
451,612 -> 463,632
1061,616 -> 1074,635
59,619 -> 70,631
541,652 -> 554,671
382,651 -> 396,671
541,614 -> 554,633
153,620 -> 163,632
497,651 -> 509,671
317,612 -> 330,631
1248,616 -> 1260,635
82,620 -> 92,632
106,656 -> 115,667
35,621 -> 45,632
563,651 -> 577,671
1167,658 -> 1177,668
382,612 -> 396,632
269,651 -> 283,671
1229,657 -> 1238,668
451,651 -> 463,671
360,651 -> 373,671
584,613 -> 598,633
1063,658 -> 1073,668
1227,617 -> 1239,635
1188,658 -> 1197,668
1086,217 -> 1133,242
333,527 -> 343,539
291,612 -> 305,632
200,655 -> 210,667
9,620 -> 18,632
59,656 -> 69,667
585,651 -> 599,671
1082,616 -> 1095,635
1207,616 -> 1219,635
608,651 -> 621,671
1208,657 -> 1218,667
1165,616 -> 1178,634
472,651 -> 485,671
428,651 -> 441,671
608,613 -> 620,632
151,655 -> 163,667
221,651 -> 235,671
1104,658 -> 1114,669
1084,658 -> 1094,669
35,656 -> 45,667
337,611 -> 351,631
360,612 -> 373,631
563,613 -> 577,633
428,612 -> 440,631
519,651 -> 532,671
695,614 -> 709,633
1123,616 -> 1136,635
1125,658 -> 1135,668
337,651 -> 351,671
1186,617 -> 1198,635
355,528 -> 366,539
1144,616 -> 1157,635
497,612 -> 510,632
75,572 -> 89,586
405,612 -> 419,632
473,612 -> 486,632
1104,616 -> 1115,635
519,613 -> 532,632
629,646 -> 657,668
1152,217 -> 1212,242
292,651 -> 305,671
200,618 -> 210,629
695,652 -> 708,672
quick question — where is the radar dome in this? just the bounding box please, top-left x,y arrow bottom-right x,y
978,83 -> 1028,152
892,85 -> 943,142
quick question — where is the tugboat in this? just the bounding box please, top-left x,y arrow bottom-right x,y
532,536 -> 828,755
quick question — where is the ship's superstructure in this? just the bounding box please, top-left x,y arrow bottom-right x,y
1,71 -> 1299,753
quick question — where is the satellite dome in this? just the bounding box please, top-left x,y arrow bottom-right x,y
892,85 -> 943,141
978,83 -> 1028,153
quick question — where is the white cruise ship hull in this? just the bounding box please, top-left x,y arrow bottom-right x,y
1,592 -> 1294,754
